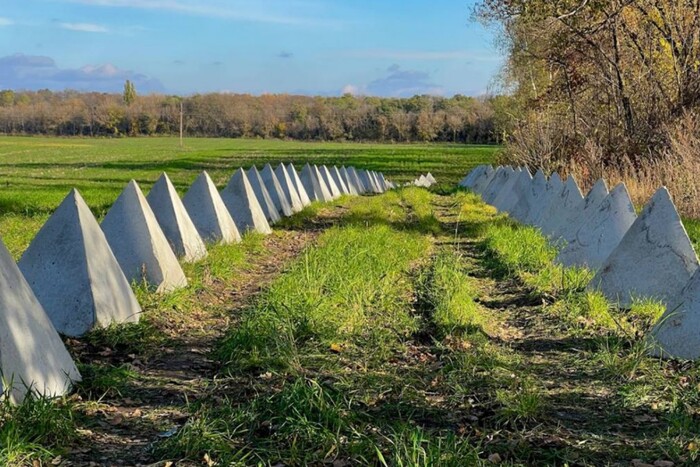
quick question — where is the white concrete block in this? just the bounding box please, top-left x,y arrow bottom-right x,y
554,178 -> 609,241
285,163 -> 312,206
261,163 -> 294,217
183,171 -> 242,245
102,180 -> 188,293
539,175 -> 584,237
247,166 -> 282,224
340,166 -> 359,195
19,189 -> 142,337
509,169 -> 547,224
556,183 -> 637,270
319,165 -> 342,199
275,163 -> 304,213
330,166 -> 350,195
590,187 -> 698,306
0,235 -> 81,402
220,168 -> 272,235
147,173 -> 207,262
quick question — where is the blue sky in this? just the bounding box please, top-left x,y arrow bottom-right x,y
0,0 -> 503,97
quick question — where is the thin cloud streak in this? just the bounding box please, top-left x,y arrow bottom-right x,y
60,0 -> 340,26
0,17 -> 13,26
59,22 -> 109,32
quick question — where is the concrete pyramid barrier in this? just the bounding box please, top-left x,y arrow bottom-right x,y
247,166 -> 282,224
461,165 -> 488,188
331,166 -> 350,195
510,169 -> 547,223
472,166 -> 496,193
284,163 -> 312,207
376,172 -> 390,192
371,171 -> 385,193
19,189 -> 142,337
340,166 -> 359,195
590,187 -> 698,307
221,168 -> 272,235
556,183 -> 637,270
483,167 -> 514,204
527,172 -> 563,226
348,167 -> 367,194
301,164 -> 333,202
261,164 -> 294,217
183,171 -> 242,245
554,178 -> 609,241
359,169 -> 378,192
498,168 -> 533,215
147,173 -> 207,263
275,163 -> 304,213
479,167 -> 507,201
426,173 -> 437,185
320,165 -> 342,199
539,175 -> 584,237
491,167 -> 522,212
649,270 -> 700,360
102,180 -> 187,293
0,235 -> 81,402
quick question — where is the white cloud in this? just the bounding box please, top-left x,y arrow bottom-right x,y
59,22 -> 109,33
0,17 -> 13,26
343,65 -> 445,98
341,49 -> 502,62
60,0 -> 339,26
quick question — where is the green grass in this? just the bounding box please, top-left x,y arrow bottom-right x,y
0,136 -> 496,257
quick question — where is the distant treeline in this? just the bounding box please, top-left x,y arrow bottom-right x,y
0,90 -> 504,143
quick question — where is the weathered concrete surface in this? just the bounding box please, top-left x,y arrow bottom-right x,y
0,235 -> 81,402
528,172 -> 563,226
491,168 -> 522,212
483,167 -> 514,205
330,166 -> 350,195
261,163 -> 294,217
300,164 -> 333,202
472,166 -> 496,194
460,165 -> 484,188
426,173 -> 437,185
359,169 -> 378,192
147,173 -> 207,262
348,167 -> 367,194
540,176 -> 584,237
590,187 -> 698,307
554,178 -> 609,242
499,169 -> 533,216
340,166 -> 360,195
19,189 -> 142,337
649,269 -> 700,360
286,163 -> 312,206
320,165 -> 342,199
247,166 -> 282,224
509,170 -> 547,224
479,167 -> 507,201
274,163 -> 304,213
370,171 -> 385,193
220,169 -> 273,235
183,171 -> 242,245
102,180 -> 188,293
556,183 -> 637,270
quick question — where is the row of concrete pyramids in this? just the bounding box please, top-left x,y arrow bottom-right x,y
461,165 -> 700,361
0,163 -> 394,403
412,173 -> 437,188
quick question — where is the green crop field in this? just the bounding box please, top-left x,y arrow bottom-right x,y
0,136 -> 497,257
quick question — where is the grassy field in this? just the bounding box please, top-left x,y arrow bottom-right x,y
0,136 -> 496,257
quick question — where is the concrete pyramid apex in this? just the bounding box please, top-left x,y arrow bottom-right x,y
359,169 -> 377,191
540,175 -> 584,237
320,165 -> 342,199
340,166 -> 359,195
371,171 -> 386,192
554,178 -> 609,241
426,172 -> 437,184
377,172 -> 390,191
0,235 -> 81,402
331,166 -> 350,195
484,167 -> 514,204
459,165 -> 484,188
479,166 -> 506,198
102,180 -> 188,293
147,173 -> 207,263
275,163 -> 304,213
247,166 -> 282,224
19,189 -> 142,337
501,170 -> 532,219
301,163 -> 333,202
183,171 -> 241,245
649,268 -> 700,360
471,166 -> 496,193
261,163 -> 294,217
590,187 -> 699,307
556,182 -> 637,270
285,163 -> 312,207
221,168 -> 272,235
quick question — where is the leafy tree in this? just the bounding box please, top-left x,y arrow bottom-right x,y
123,80 -> 136,106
